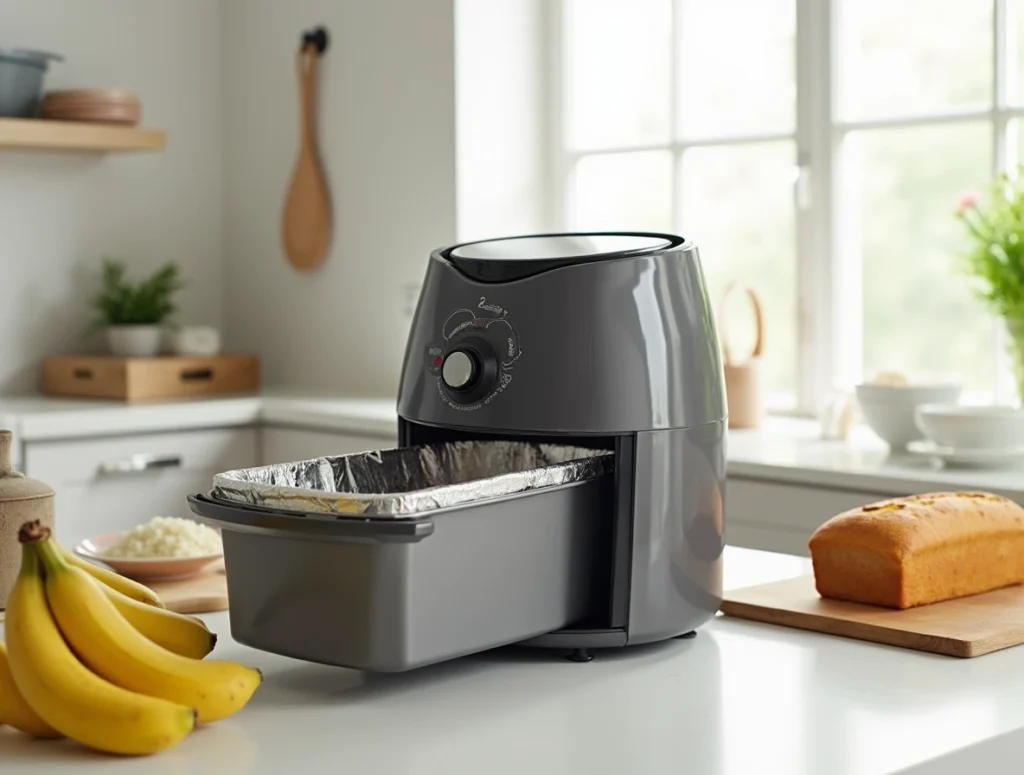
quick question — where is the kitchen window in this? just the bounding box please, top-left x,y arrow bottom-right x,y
551,0 -> 1022,413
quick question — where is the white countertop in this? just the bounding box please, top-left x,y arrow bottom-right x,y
1,547 -> 1020,774
0,390 -> 399,441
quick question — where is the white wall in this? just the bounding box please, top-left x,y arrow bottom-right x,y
455,0 -> 549,241
0,0 -> 223,394
222,0 -> 457,396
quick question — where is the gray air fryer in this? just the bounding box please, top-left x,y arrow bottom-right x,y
189,231 -> 726,671
397,232 -> 727,658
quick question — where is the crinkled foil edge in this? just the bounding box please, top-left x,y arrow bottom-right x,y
211,441 -> 612,518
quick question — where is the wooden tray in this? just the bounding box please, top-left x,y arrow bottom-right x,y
720,575 -> 1024,658
43,355 -> 260,402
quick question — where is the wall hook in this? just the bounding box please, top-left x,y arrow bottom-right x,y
301,26 -> 329,55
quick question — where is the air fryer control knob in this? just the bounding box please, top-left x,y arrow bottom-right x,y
442,350 -> 476,390
440,337 -> 498,403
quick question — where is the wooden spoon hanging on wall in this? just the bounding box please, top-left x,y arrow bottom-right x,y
281,27 -> 332,273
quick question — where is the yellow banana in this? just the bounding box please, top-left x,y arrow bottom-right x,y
62,544 -> 166,608
0,640 -> 61,739
7,525 -> 196,755
50,523 -> 212,658
37,534 -> 261,724
101,583 -> 217,659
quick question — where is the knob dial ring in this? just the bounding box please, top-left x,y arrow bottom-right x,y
440,336 -> 499,404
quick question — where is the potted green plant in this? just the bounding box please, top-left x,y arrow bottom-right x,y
93,259 -> 183,357
955,172 -> 1024,404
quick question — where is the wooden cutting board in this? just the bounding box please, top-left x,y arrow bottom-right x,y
150,564 -> 228,615
720,575 -> 1024,658
0,566 -> 228,622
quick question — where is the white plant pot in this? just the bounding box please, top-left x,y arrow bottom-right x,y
106,325 -> 163,357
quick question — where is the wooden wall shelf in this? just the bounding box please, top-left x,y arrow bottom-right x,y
0,118 -> 166,153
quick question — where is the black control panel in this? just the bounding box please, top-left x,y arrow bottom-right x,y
427,299 -> 522,411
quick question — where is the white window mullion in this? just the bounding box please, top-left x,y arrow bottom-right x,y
838,107 -> 1014,131
565,140 -> 676,157
995,0 -> 1014,403
794,0 -> 816,411
670,0 -> 682,226
564,132 -> 801,162
672,131 -> 798,149
547,0 -> 570,230
796,0 -> 844,412
997,0 -> 1012,110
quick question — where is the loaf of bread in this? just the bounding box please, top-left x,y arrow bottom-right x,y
808,491 -> 1024,609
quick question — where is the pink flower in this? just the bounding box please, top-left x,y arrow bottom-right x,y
955,189 -> 980,215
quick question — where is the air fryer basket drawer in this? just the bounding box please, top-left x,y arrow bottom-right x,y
189,441 -> 614,671
216,479 -> 609,671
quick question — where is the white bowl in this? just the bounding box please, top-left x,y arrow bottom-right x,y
915,404 -> 1024,451
169,325 -> 221,356
854,383 -> 963,450
74,533 -> 223,582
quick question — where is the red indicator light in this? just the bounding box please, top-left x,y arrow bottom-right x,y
433,356 -> 443,367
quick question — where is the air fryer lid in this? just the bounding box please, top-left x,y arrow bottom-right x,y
443,231 -> 682,282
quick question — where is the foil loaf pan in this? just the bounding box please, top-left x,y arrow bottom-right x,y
211,441 -> 613,518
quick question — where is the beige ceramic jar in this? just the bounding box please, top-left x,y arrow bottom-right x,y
0,430 -> 55,609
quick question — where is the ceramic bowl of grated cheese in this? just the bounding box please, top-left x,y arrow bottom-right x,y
74,516 -> 224,581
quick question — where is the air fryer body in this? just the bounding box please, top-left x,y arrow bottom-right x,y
397,233 -> 727,649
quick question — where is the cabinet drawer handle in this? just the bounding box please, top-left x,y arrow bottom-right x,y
180,368 -> 214,382
98,454 -> 183,475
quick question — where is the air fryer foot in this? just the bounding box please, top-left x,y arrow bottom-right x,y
674,631 -> 697,640
566,648 -> 593,663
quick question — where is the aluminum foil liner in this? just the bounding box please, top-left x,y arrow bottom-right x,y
212,441 -> 613,518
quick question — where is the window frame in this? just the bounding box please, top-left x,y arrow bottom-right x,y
549,0 -> 1022,415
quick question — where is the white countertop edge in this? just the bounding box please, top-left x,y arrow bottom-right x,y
259,410 -> 397,438
727,459 -> 1024,499
726,418 -> 1024,499
0,393 -> 399,443
259,399 -> 397,438
12,398 -> 264,441
896,727 -> 1024,774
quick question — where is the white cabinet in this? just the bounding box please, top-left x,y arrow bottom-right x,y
261,426 -> 397,465
24,428 -> 258,547
726,478 -> 892,557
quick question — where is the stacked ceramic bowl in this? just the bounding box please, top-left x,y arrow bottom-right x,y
912,405 -> 1024,468
855,378 -> 962,451
40,89 -> 140,125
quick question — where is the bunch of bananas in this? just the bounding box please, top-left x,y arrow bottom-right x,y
0,520 -> 262,756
